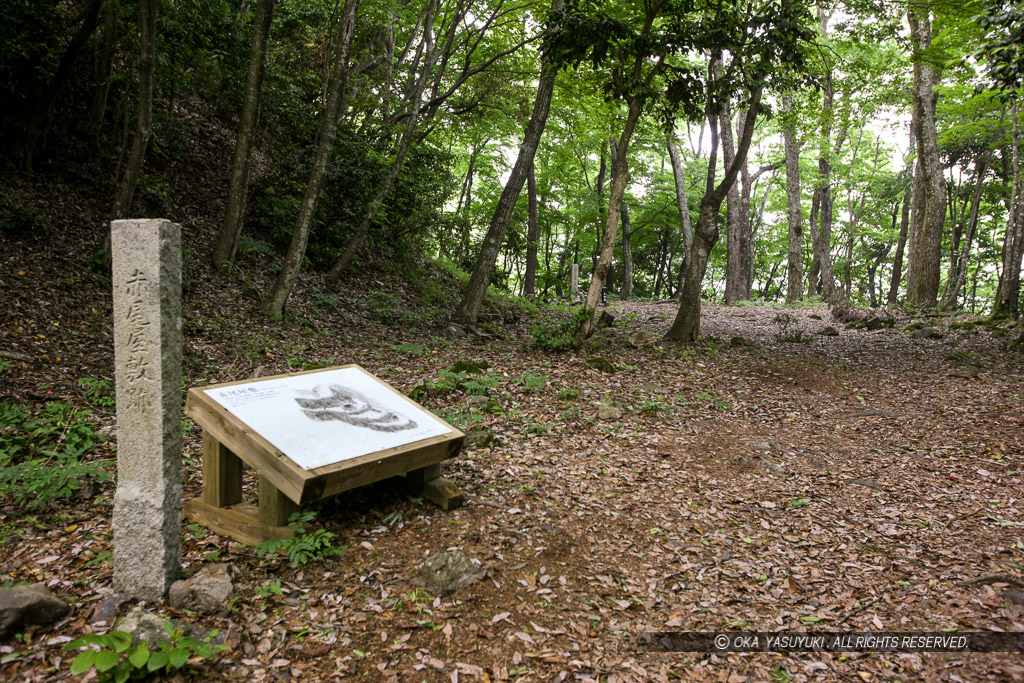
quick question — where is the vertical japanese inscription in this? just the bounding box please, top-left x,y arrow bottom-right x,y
111,219 -> 182,600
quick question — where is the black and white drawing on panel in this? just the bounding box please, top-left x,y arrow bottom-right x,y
204,366 -> 451,470
294,385 -> 418,432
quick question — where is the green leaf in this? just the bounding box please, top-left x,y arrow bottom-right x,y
128,644 -> 150,669
70,651 -> 96,675
113,663 -> 130,683
168,647 -> 190,669
147,650 -> 169,672
94,649 -> 120,673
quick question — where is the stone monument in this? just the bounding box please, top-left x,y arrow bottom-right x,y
570,263 -> 579,295
110,219 -> 182,600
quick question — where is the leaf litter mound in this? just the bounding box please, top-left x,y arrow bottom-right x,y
1,234 -> 1023,681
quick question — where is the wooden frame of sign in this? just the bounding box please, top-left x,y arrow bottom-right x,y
182,365 -> 465,545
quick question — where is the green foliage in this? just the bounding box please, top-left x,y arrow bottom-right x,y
78,378 -> 115,410
530,318 -> 576,351
557,386 -> 580,401
0,193 -> 48,236
0,400 -> 111,508
65,623 -> 225,682
361,292 -> 417,326
772,313 -> 812,343
517,372 -> 549,393
255,511 -> 345,565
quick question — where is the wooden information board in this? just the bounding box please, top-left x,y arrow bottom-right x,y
183,365 -> 465,544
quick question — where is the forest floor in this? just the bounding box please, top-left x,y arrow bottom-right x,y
2,219 -> 1024,682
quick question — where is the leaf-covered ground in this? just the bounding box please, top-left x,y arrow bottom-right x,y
1,224 -> 1023,682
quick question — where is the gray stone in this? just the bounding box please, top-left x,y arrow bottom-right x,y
730,336 -> 751,347
912,326 -> 943,339
445,323 -> 467,338
110,219 -> 183,600
570,264 -> 579,294
0,584 -> 70,638
597,310 -> 615,328
819,326 -> 840,336
417,551 -> 486,594
1005,590 -> 1024,606
597,404 -> 623,420
849,477 -> 884,490
117,607 -> 219,646
90,593 -> 136,624
168,564 -> 233,614
864,316 -> 894,330
628,331 -> 657,348
463,430 -> 500,448
950,366 -> 981,379
587,357 -> 616,373
751,441 -> 773,452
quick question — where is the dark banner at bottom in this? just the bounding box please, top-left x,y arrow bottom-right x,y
642,632 -> 1024,653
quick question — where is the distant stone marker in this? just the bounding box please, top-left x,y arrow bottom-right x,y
111,219 -> 182,600
571,263 -> 579,295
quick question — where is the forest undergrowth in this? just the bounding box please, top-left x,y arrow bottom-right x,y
1,215 -> 1023,681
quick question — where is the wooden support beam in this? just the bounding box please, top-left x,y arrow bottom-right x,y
201,432 -> 243,507
258,475 -> 300,527
183,500 -> 293,546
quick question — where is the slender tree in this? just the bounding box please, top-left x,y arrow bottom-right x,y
212,0 -> 275,271
262,0 -> 359,317
782,93 -> 803,303
452,0 -> 562,325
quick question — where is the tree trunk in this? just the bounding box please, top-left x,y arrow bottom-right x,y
940,153 -> 988,311
906,8 -> 946,309
524,160 -> 539,296
887,125 -> 915,305
619,194 -> 633,299
110,0 -> 157,220
992,99 -> 1023,318
87,0 -> 119,131
327,0 -> 439,286
666,135 -> 693,295
574,98 -> 643,345
212,0 -> 275,271
783,94 -> 803,303
667,81 -> 764,342
261,0 -> 359,317
722,103 -> 747,304
451,0 -> 561,324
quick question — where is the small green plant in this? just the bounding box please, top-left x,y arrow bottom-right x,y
255,511 -> 345,565
639,400 -> 668,416
66,623 -> 225,682
557,386 -> 580,401
530,318 -> 576,351
0,400 -> 111,508
517,372 -> 549,393
255,580 -> 284,598
772,313 -> 812,343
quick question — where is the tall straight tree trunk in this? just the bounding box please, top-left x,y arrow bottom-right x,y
992,99 -> 1023,318
87,0 -> 119,131
667,81 -> 764,342
524,160 -> 539,296
454,139 -> 485,264
110,0 -> 157,220
261,0 -> 358,317
783,94 -> 803,303
212,0 -> 275,271
807,7 -> 837,301
452,0 -> 561,324
619,196 -> 633,299
666,135 -> 693,295
722,103 -> 746,304
327,0 -> 439,286
906,8 -> 946,309
574,98 -> 643,345
888,123 -> 915,305
941,153 -> 988,311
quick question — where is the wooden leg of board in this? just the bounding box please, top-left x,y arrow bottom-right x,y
201,432 -> 243,507
420,478 -> 464,510
405,463 -> 441,487
183,500 -> 294,546
258,475 -> 300,527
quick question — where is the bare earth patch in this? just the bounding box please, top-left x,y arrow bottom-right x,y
1,243 -> 1022,683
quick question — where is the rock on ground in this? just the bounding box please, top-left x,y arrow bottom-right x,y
168,564 -> 233,614
0,584 -> 70,639
417,551 -> 486,594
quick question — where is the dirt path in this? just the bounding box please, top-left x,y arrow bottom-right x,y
2,274 -> 1023,681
